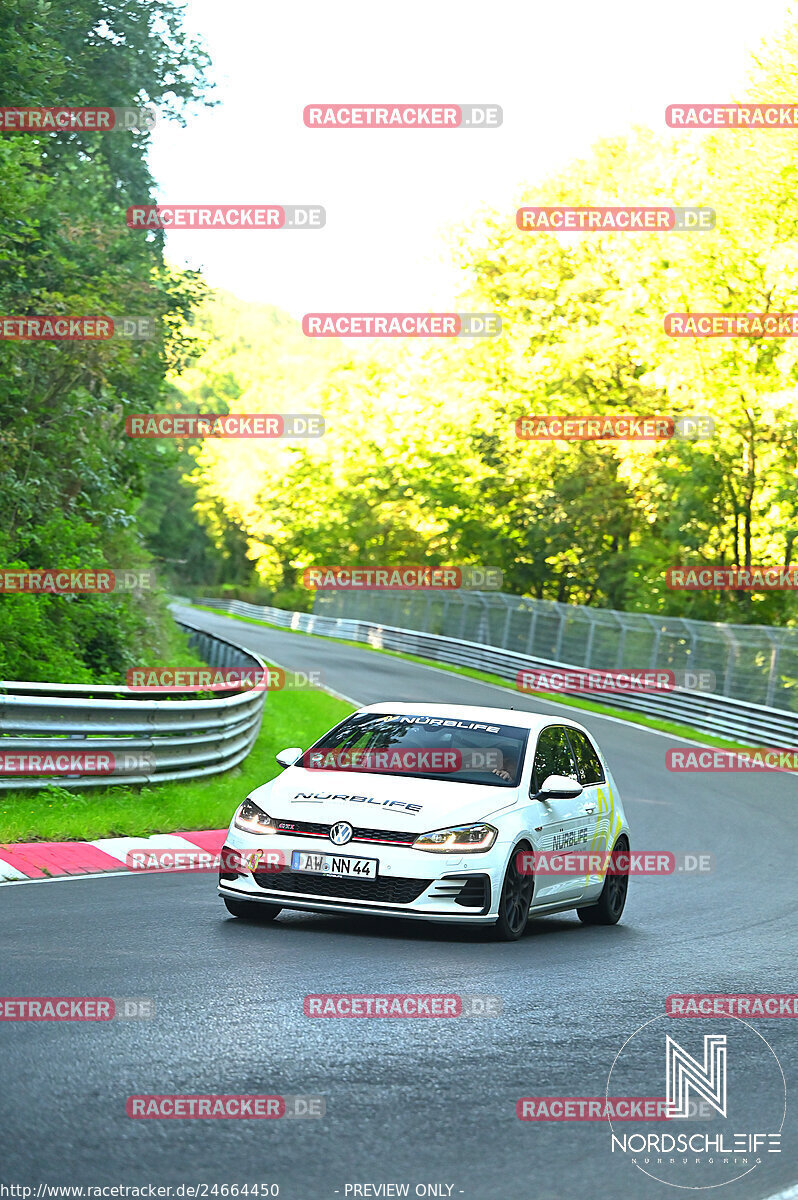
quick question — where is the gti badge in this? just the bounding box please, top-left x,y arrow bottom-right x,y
330,821 -> 354,846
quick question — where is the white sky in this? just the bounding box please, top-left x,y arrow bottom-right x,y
147,0 -> 794,319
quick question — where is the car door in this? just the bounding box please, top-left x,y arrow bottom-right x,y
529,724 -> 592,904
565,726 -> 615,899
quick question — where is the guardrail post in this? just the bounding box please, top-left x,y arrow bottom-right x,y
584,619 -> 596,669
553,604 -> 566,661
766,640 -> 781,708
524,601 -> 539,657
500,599 -> 513,649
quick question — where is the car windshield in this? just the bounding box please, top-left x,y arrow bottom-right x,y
304,712 -> 529,786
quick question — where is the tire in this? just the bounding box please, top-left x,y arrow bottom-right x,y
577,835 -> 629,926
223,896 -> 282,921
491,842 -> 534,941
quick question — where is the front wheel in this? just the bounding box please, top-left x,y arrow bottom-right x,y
491,843 -> 534,941
577,835 -> 629,926
223,896 -> 282,921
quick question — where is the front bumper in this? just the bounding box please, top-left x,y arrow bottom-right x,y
218,830 -> 505,923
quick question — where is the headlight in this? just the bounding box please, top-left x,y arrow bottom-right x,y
413,823 -> 497,853
233,798 -> 278,835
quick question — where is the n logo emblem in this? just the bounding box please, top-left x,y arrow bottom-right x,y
666,1035 -> 727,1118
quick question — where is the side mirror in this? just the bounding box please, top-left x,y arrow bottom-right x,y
275,746 -> 304,768
534,774 -> 584,801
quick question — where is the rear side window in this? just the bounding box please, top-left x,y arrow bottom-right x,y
566,728 -> 605,785
531,726 -> 580,792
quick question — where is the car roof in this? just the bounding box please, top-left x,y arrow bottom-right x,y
356,701 -> 589,736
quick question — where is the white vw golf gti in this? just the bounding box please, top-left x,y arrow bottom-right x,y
218,703 -> 630,940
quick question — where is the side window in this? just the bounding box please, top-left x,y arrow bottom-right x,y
531,726 -> 580,793
566,728 -> 605,785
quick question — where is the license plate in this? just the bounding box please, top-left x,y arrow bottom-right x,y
291,850 -> 378,878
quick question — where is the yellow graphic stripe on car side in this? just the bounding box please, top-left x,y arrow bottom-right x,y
584,784 -> 609,886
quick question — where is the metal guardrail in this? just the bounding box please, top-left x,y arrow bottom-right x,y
314,586 -> 798,713
0,619 -> 267,789
194,598 -> 798,748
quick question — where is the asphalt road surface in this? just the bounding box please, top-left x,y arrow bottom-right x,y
1,605 -> 796,1200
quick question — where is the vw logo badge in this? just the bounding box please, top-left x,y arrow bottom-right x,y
330,821 -> 354,846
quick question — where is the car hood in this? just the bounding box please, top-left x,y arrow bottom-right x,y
247,768 -> 519,832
